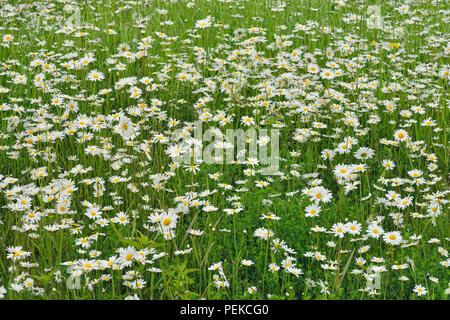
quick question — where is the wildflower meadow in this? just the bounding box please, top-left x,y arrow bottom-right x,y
0,0 -> 448,301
